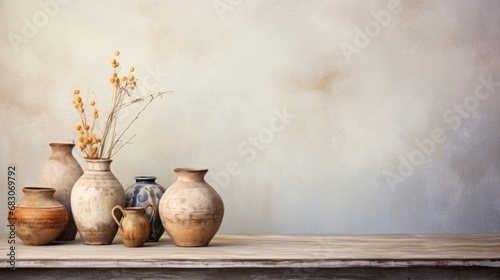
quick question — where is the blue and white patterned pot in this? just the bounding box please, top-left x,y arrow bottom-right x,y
125,176 -> 166,242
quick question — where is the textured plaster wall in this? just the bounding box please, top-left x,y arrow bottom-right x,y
1,0 -> 499,234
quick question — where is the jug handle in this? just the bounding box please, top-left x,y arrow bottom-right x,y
145,204 -> 155,223
112,205 -> 125,227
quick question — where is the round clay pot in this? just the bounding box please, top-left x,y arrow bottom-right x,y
125,176 -> 166,242
36,143 -> 83,241
12,187 -> 69,245
159,168 -> 224,247
112,205 -> 153,247
71,159 -> 126,245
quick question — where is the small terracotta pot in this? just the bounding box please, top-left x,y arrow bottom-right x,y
11,187 -> 69,245
112,205 -> 153,247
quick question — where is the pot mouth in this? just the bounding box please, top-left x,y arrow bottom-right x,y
49,142 -> 75,147
84,158 -> 113,162
174,168 -> 209,173
123,206 -> 148,211
134,176 -> 157,181
23,187 -> 56,192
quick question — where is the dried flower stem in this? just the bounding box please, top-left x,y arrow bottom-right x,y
73,51 -> 171,159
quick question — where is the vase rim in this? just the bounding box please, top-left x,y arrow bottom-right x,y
123,206 -> 147,211
174,168 -> 208,173
23,187 -> 56,192
49,142 -> 76,147
134,176 -> 157,181
84,158 -> 113,163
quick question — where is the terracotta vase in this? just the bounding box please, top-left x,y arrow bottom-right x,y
159,168 -> 224,247
36,143 -> 83,241
125,176 -> 166,242
11,187 -> 69,245
71,159 -> 126,245
112,205 -> 153,247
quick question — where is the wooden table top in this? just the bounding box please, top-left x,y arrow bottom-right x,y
2,234 -> 500,268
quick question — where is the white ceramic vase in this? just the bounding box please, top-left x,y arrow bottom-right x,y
36,143 -> 83,241
71,159 -> 126,245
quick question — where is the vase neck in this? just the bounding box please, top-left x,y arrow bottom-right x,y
125,208 -> 146,215
174,168 -> 208,182
85,159 -> 112,171
20,187 -> 62,208
23,187 -> 56,199
50,143 -> 75,156
134,176 -> 157,183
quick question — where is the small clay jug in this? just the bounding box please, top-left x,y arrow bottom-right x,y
125,176 -> 166,242
112,205 -> 153,247
12,187 -> 69,245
